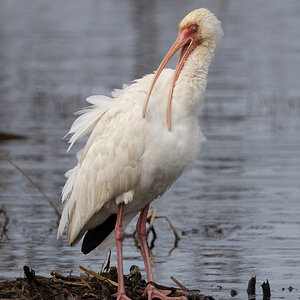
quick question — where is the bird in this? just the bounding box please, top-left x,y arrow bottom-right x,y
57,8 -> 223,300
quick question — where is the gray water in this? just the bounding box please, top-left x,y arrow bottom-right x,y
0,1 -> 300,299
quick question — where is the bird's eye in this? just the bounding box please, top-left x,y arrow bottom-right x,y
191,26 -> 197,32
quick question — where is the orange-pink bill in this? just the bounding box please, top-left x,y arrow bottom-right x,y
142,26 -> 200,131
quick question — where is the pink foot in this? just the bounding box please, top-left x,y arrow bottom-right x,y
142,284 -> 188,300
112,292 -> 132,300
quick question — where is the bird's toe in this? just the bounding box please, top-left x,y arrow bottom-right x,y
112,292 -> 132,300
142,284 -> 188,300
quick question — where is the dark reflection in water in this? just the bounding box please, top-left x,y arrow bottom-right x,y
0,1 -> 300,299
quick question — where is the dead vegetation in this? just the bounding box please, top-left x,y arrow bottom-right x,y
0,265 -> 213,300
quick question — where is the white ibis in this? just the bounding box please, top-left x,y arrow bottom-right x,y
58,8 -> 223,300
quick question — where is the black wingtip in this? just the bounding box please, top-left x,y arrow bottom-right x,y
81,214 -> 117,254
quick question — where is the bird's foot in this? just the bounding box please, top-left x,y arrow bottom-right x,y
142,283 -> 188,300
112,291 -> 132,300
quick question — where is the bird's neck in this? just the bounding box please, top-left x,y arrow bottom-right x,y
173,42 -> 216,119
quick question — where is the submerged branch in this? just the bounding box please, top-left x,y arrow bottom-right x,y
0,153 -> 61,218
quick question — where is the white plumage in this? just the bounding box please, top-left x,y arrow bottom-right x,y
58,68 -> 207,249
58,8 -> 223,300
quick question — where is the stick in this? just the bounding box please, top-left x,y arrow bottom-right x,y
23,266 -> 45,300
0,153 -> 61,218
155,215 -> 181,241
81,278 -> 93,290
247,276 -> 256,299
147,207 -> 157,234
261,280 -> 271,300
170,276 -> 189,292
79,265 -> 118,287
50,271 -> 68,281
52,277 -> 87,287
100,250 -> 109,274
104,250 -> 112,273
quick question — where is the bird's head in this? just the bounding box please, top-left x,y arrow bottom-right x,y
142,8 -> 223,131
178,8 -> 223,49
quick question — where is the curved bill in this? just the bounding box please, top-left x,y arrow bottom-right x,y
142,28 -> 200,131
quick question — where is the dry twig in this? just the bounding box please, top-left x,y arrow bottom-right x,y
147,207 -> 157,233
100,250 -> 110,274
154,215 -> 181,242
52,277 -> 87,287
247,276 -> 256,299
133,208 -> 180,247
170,276 -> 189,293
79,265 -> 118,287
262,279 -> 271,300
0,153 -> 60,217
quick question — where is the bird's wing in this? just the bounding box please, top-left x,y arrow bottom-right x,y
65,95 -> 113,152
57,95 -> 145,245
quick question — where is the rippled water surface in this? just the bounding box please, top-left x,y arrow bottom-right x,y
0,1 -> 300,299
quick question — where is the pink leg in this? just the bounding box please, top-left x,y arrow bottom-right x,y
113,203 -> 131,300
136,204 -> 187,300
136,204 -> 154,282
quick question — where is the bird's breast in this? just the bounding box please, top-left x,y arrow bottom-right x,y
138,117 -> 204,201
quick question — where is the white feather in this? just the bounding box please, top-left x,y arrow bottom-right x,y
58,95 -> 115,239
57,68 -> 207,249
57,8 -> 222,252
66,95 -> 113,152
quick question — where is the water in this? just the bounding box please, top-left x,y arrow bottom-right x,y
0,1 -> 300,299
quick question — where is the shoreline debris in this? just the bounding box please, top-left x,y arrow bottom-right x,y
247,276 -> 256,299
262,279 -> 271,300
0,265 -> 214,300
